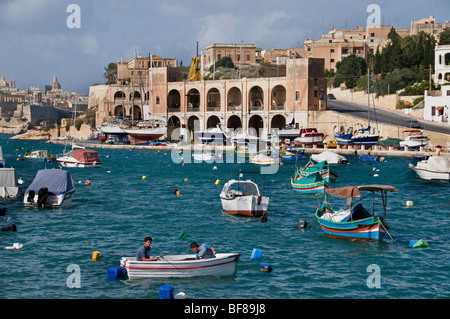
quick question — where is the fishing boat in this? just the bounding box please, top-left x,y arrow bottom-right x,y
359,155 -> 385,162
57,146 -> 102,168
299,159 -> 339,182
250,153 -> 279,165
399,130 -> 429,149
334,131 -> 353,145
24,150 -> 57,163
24,169 -> 76,207
314,185 -> 398,242
409,156 -> 450,181
120,253 -> 240,279
280,150 -> 303,161
0,147 -> 18,199
291,172 -> 326,194
219,178 -> 269,217
295,128 -> 324,145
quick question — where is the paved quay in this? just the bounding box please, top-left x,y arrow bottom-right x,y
49,139 -> 448,159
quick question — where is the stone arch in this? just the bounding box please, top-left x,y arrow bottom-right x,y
270,114 -> 286,131
187,115 -> 200,141
271,85 -> 286,110
114,91 -> 126,102
131,105 -> 142,120
113,105 -> 125,117
227,87 -> 242,111
227,115 -> 242,131
167,116 -> 181,140
207,115 -> 221,129
248,114 -> 264,137
207,88 -> 221,110
249,86 -> 264,110
167,89 -> 181,111
130,91 -> 141,101
187,88 -> 200,109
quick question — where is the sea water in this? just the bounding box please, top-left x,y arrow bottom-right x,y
0,135 -> 449,299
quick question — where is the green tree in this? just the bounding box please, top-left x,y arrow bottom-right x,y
209,56 -> 234,72
333,54 -> 367,89
104,62 -> 117,84
438,27 -> 450,45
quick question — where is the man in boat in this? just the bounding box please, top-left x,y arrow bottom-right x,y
136,236 -> 158,261
190,242 -> 216,259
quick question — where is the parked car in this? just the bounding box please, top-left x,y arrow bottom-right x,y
405,120 -> 420,128
327,93 -> 336,100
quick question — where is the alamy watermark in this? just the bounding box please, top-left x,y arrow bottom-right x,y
66,4 -> 81,29
366,4 -> 381,28
366,264 -> 381,288
66,264 -> 81,288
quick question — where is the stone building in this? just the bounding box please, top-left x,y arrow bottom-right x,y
204,43 -> 256,72
90,57 -> 327,140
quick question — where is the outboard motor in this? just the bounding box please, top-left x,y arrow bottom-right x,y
37,187 -> 48,208
28,190 -> 35,203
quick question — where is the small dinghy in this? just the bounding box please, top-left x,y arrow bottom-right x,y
120,253 -> 240,279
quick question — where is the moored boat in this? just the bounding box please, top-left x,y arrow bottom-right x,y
24,169 -> 75,207
359,155 -> 385,162
57,146 -> 102,168
299,159 -> 339,182
219,178 -> 269,217
250,153 -> 279,165
409,156 -> 450,181
24,150 -> 57,163
399,130 -> 429,149
315,185 -> 398,242
291,172 -> 326,194
120,253 -> 240,279
0,146 -> 18,199
295,128 -> 324,145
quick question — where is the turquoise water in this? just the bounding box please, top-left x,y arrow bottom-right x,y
0,134 -> 449,299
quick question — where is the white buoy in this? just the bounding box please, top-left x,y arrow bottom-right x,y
406,201 -> 414,207
174,292 -> 187,299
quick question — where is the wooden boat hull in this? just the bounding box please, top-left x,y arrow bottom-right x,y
120,253 -> 240,279
318,220 -> 385,242
291,179 -> 326,194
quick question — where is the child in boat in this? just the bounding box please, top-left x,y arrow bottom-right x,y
136,236 -> 158,261
190,242 -> 216,259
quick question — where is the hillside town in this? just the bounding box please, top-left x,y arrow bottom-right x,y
3,16 -> 450,150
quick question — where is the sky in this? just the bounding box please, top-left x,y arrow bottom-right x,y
0,0 -> 448,95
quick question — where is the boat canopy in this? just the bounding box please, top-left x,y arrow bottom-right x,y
325,185 -> 398,197
25,169 -> 74,195
71,149 -> 100,162
0,168 -> 17,187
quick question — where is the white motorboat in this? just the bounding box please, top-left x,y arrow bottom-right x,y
311,151 -> 348,164
24,169 -> 76,207
0,146 -> 18,199
195,125 -> 229,145
399,130 -> 429,149
192,151 -> 223,162
99,122 -> 127,135
295,128 -> 324,145
219,178 -> 269,217
409,156 -> 450,181
120,253 -> 240,279
57,146 -> 102,168
250,153 -> 279,165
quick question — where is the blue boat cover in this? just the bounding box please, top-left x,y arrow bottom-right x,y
25,169 -> 74,195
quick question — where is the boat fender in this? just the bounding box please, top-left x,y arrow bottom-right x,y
37,187 -> 48,208
159,285 -> 174,299
409,239 -> 428,248
260,264 -> 272,272
2,224 -> 17,232
250,248 -> 263,260
92,251 -> 100,261
107,266 -> 127,280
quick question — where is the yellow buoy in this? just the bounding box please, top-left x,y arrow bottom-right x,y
215,179 -> 221,185
184,178 -> 188,182
176,190 -> 180,196
92,251 -> 100,261
406,201 -> 413,207
142,176 -> 147,180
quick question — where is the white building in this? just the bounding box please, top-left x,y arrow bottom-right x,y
423,45 -> 450,125
434,44 -> 450,85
